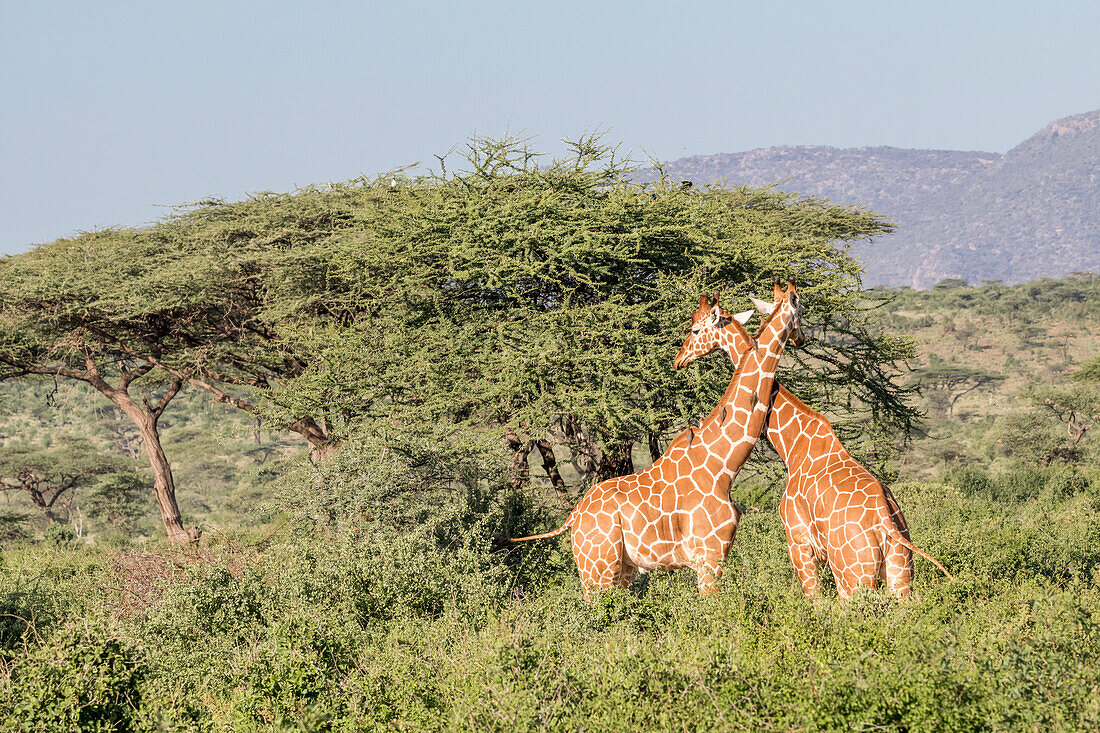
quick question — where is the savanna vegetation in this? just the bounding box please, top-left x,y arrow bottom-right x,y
1,138 -> 1098,730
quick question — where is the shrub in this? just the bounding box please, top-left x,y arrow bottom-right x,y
990,465 -> 1094,503
0,510 -> 31,546
0,623 -> 148,732
994,466 -> 1049,502
945,464 -> 994,497
43,522 -> 76,547
271,436 -> 568,609
1044,465 -> 1092,500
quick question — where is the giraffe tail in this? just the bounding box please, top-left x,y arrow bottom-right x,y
881,519 -> 956,582
508,523 -> 571,543
508,507 -> 577,543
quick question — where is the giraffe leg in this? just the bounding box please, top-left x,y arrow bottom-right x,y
880,492 -> 914,599
833,569 -> 859,601
781,495 -> 820,597
615,562 -> 636,590
696,561 -> 723,595
694,507 -> 738,596
572,509 -> 624,599
832,540 -> 882,600
882,533 -> 913,599
787,539 -> 820,597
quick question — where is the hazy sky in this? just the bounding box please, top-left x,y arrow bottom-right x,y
2,1 -> 1098,255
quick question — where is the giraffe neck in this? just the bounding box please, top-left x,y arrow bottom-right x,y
713,325 -> 843,472
696,313 -> 791,478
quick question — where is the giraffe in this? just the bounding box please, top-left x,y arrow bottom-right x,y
673,292 -> 954,599
510,282 -> 805,598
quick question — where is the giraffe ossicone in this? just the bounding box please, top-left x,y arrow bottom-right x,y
510,283 -> 805,599
676,291 -> 954,599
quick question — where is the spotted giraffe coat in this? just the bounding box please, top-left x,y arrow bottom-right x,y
674,297 -> 954,598
512,284 -> 804,598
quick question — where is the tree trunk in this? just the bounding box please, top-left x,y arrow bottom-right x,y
134,414 -> 192,543
561,416 -> 600,485
27,487 -> 58,524
15,359 -> 193,542
108,392 -> 193,544
309,439 -> 343,463
1068,419 -> 1088,445
289,416 -> 336,460
595,441 -> 635,483
503,430 -> 534,490
647,433 -> 663,463
534,440 -> 570,505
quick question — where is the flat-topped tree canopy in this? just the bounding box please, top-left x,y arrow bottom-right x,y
0,133 -> 916,496
0,439 -> 132,525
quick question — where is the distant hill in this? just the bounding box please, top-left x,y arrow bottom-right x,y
660,109 -> 1100,288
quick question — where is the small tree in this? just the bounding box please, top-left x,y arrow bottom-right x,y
82,471 -> 151,535
915,362 -> 1004,417
0,441 -> 128,526
998,410 -> 1080,466
998,382 -> 1100,466
1029,383 -> 1100,448
1072,357 -> 1100,384
0,295 -> 194,542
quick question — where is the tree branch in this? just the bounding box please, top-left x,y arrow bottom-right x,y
142,377 -> 184,420
119,362 -> 155,390
145,356 -> 258,414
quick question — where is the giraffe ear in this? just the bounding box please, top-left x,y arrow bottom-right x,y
748,295 -> 774,315
732,309 -> 754,325
707,304 -> 723,326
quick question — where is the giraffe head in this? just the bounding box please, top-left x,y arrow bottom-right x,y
673,293 -> 754,370
751,281 -> 806,348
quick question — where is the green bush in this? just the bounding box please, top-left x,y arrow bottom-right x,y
0,623 -> 148,732
270,438 -> 568,608
0,510 -> 31,546
945,464 -> 994,497
43,522 -> 76,547
1044,465 -> 1092,499
6,448 -> 1100,729
0,547 -> 94,660
991,465 -> 1094,503
994,466 -> 1051,502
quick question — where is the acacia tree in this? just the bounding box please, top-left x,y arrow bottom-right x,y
0,440 -> 129,526
0,303 -> 194,541
0,210 -> 350,457
914,362 -> 1004,417
1029,383 -> 1100,448
0,191 -> 363,543
259,134 -> 917,491
1073,356 -> 1100,384
0,180 -> 433,540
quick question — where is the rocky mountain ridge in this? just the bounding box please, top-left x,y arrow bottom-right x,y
661,109 -> 1100,288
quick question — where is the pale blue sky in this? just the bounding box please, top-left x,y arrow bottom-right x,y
2,1 -> 1098,255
